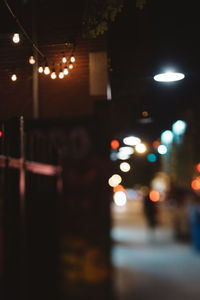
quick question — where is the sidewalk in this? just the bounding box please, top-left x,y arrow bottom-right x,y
111,201 -> 200,300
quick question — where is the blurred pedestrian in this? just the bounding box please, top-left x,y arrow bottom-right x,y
143,187 -> 158,241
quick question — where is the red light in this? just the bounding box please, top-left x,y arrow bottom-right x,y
152,140 -> 160,149
0,131 -> 2,138
110,139 -> 119,150
149,189 -> 160,202
196,163 -> 200,172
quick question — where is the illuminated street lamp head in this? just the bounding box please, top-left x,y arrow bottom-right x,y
154,71 -> 185,82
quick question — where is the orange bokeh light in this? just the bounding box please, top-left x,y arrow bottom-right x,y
191,178 -> 200,190
111,139 -> 120,149
196,163 -> 200,173
149,189 -> 160,202
113,184 -> 127,194
0,131 -> 2,138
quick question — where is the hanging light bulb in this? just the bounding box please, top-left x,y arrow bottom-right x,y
51,68 -> 57,79
70,54 -> 75,63
59,70 -> 64,79
44,63 -> 50,75
62,55 -> 67,63
11,74 -> 17,81
29,55 -> 36,64
69,62 -> 73,69
12,33 -> 20,43
38,66 -> 43,73
63,66 -> 69,75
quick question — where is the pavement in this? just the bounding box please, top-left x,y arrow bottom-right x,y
110,199 -> 200,300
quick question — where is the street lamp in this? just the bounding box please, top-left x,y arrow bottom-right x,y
153,70 -> 185,82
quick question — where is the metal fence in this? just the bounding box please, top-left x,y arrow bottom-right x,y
0,115 -> 112,300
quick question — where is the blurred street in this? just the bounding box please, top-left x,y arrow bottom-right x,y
111,198 -> 200,300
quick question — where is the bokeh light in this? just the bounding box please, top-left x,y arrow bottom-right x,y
135,143 -> 147,153
117,152 -> 130,160
152,140 -> 160,149
120,162 -> 131,172
157,145 -> 167,155
149,189 -> 160,202
111,139 -> 120,149
161,130 -> 173,145
123,136 -> 141,146
119,146 -> 134,155
196,163 -> 200,173
113,184 -> 126,193
147,153 -> 157,163
108,174 -> 122,187
113,191 -> 127,206
110,152 -> 118,161
172,120 -> 187,135
191,177 -> 200,191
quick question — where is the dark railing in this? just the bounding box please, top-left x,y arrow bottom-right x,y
0,115 -> 112,300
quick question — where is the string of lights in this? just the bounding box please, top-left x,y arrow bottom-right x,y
2,0 -> 76,81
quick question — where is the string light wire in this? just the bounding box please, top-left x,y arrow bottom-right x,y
3,0 -> 76,79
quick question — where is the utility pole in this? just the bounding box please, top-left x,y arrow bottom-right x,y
32,0 -> 39,119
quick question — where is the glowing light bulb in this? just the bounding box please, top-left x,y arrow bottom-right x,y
51,71 -> 57,79
11,74 -> 17,81
44,65 -> 50,75
59,71 -> 64,79
62,56 -> 67,63
69,62 -> 73,69
12,33 -> 20,43
29,55 -> 36,64
63,66 -> 69,75
70,55 -> 75,63
38,66 -> 43,73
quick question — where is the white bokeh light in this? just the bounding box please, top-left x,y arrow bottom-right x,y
120,162 -> 131,172
119,146 -> 134,155
108,174 -> 122,187
117,152 -> 130,160
135,143 -> 147,153
161,130 -> 173,145
123,136 -> 141,146
157,145 -> 167,155
113,191 -> 127,206
172,120 -> 187,135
